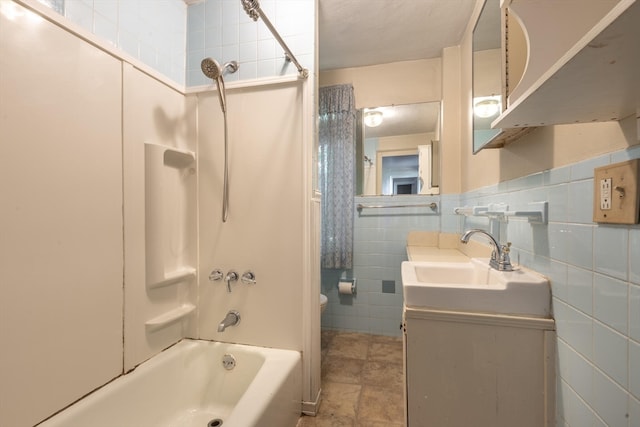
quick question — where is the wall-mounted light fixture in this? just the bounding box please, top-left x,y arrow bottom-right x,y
364,110 -> 383,127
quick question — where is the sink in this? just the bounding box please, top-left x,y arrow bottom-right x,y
401,258 -> 551,317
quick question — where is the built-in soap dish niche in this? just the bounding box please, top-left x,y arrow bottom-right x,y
145,304 -> 196,333
454,202 -> 548,224
144,143 -> 197,334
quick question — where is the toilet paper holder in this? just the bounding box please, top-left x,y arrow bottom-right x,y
337,279 -> 356,295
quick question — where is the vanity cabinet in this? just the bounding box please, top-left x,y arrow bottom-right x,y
494,0 -> 640,129
403,307 -> 555,427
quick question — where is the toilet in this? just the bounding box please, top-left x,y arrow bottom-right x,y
320,294 -> 328,314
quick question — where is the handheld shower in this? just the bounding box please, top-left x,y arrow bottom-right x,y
200,57 -> 239,223
200,58 -> 238,113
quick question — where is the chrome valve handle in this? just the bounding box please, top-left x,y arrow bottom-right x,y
241,271 -> 256,285
225,271 -> 238,293
209,269 -> 223,282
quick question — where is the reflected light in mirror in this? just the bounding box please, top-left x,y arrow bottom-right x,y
473,96 -> 500,118
364,109 -> 383,127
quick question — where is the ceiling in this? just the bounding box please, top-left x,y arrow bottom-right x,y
364,102 -> 441,138
318,0 -> 477,71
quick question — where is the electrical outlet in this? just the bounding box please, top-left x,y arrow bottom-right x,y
600,178 -> 612,210
593,159 -> 639,224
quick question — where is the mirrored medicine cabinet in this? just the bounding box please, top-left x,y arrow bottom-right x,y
472,0 -> 530,153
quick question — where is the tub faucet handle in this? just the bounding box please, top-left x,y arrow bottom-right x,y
225,271 -> 238,293
241,271 -> 256,285
209,269 -> 224,282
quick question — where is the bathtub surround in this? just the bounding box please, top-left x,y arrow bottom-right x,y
1,1 -> 318,426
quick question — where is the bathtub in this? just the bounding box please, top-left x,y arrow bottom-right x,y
38,339 -> 302,427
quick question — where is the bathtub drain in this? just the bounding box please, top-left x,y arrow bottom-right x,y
207,419 -> 223,427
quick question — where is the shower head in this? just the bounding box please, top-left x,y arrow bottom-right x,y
201,58 -> 239,80
201,57 -> 223,80
201,58 -> 239,114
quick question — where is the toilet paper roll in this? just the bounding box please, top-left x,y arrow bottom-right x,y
338,281 -> 356,295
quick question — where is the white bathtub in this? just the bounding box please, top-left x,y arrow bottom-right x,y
38,340 -> 302,427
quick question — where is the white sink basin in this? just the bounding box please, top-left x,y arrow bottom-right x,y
402,258 -> 551,317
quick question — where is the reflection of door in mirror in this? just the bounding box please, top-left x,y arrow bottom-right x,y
357,102 -> 440,196
377,150 -> 419,195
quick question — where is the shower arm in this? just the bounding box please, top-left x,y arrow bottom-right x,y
242,0 -> 309,79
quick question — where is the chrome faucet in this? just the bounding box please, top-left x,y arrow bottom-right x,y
225,271 -> 238,293
218,310 -> 241,332
460,229 -> 513,271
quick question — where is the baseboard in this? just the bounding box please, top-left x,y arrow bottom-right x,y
301,388 -> 322,416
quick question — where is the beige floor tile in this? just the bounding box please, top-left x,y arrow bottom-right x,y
361,360 -> 404,391
298,413 -> 356,427
357,385 -> 404,423
368,341 -> 404,364
355,421 -> 404,427
322,356 -> 365,384
370,334 -> 403,344
321,330 -> 335,350
320,382 -> 361,419
327,332 -> 370,360
299,332 -> 405,426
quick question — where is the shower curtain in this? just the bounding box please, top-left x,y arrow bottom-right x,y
318,84 -> 355,269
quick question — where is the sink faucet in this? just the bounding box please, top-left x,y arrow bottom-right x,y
460,229 -> 513,271
218,310 -> 241,332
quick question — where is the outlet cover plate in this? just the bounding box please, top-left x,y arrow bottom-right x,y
593,159 -> 639,224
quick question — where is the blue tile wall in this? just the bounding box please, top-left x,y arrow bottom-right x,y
322,147 -> 640,426
37,0 -> 315,87
459,146 -> 639,427
321,195 -> 443,336
46,0 -> 187,85
36,0 -> 185,84
186,0 -> 315,86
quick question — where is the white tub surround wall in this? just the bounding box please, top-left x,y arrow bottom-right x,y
123,64 -> 198,370
196,83 -> 304,348
0,5 -> 123,427
1,3 -> 198,426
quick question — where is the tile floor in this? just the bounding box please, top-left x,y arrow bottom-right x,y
297,330 -> 405,427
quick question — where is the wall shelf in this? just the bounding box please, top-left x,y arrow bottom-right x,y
146,267 -> 196,289
145,304 -> 196,333
494,0 -> 639,129
454,201 -> 548,224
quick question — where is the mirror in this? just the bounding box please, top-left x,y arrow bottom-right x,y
472,0 -> 502,153
356,102 -> 440,196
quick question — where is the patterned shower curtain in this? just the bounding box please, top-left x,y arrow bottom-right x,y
318,84 -> 355,269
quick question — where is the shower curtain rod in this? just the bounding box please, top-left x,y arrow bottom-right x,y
241,0 -> 309,79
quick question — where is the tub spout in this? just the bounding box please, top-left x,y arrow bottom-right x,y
218,310 -> 241,332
